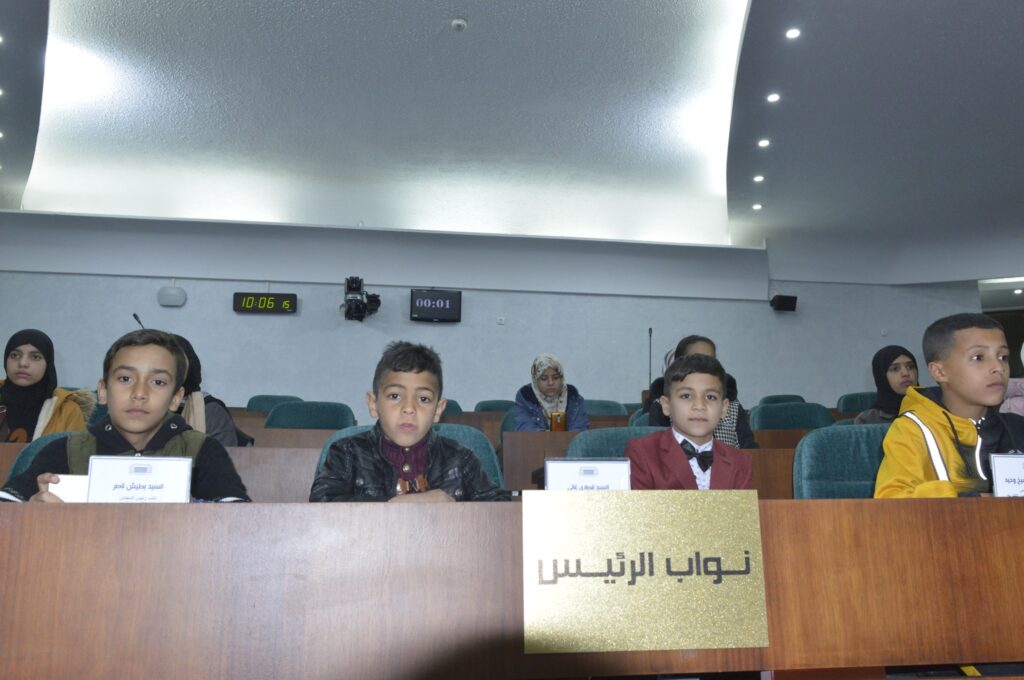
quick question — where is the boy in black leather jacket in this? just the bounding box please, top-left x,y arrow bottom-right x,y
310,341 -> 508,502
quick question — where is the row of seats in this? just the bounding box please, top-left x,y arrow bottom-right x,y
6,421 -> 889,501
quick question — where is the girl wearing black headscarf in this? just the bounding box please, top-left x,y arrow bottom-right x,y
854,345 -> 919,424
173,335 -> 247,448
1,329 -> 95,442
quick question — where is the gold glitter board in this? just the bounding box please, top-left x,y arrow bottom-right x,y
522,490 -> 768,653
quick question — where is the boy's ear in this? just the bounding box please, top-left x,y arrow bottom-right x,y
928,360 -> 947,385
660,395 -> 670,417
432,397 -> 448,423
96,378 -> 107,405
721,397 -> 730,413
169,386 -> 185,412
365,391 -> 379,419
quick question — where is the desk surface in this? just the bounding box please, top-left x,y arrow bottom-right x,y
1,499 -> 1022,679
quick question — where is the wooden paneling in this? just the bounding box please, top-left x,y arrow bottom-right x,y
226,447 -> 320,503
754,428 -> 810,449
0,442 -> 25,481
1,500 -> 1022,679
751,448 -> 795,500
502,431 -> 579,491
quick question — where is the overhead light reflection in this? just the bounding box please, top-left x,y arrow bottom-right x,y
41,39 -> 124,108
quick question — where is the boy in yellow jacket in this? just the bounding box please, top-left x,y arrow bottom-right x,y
875,313 -> 1024,498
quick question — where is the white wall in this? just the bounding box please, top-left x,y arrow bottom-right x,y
0,270 -> 979,415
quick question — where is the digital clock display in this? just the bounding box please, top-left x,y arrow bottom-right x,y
410,289 -> 461,322
233,292 -> 298,314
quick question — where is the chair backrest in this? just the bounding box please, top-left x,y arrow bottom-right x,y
265,401 -> 356,430
246,394 -> 302,412
623,402 -> 642,416
793,423 -> 890,499
628,409 -> 650,426
7,432 -> 73,483
759,394 -> 806,405
473,399 -> 515,413
500,409 -> 519,434
565,427 -> 664,459
749,402 -> 835,430
443,399 -> 464,415
433,423 -> 503,487
583,400 -> 628,416
836,391 -> 877,413
314,424 -> 504,487
88,400 -> 108,426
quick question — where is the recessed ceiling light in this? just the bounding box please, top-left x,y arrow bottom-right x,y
757,139 -> 770,148
766,93 -> 781,103
753,175 -> 764,183
0,131 -> 5,139
785,28 -> 801,39
1015,289 -> 1023,295
0,88 -> 4,96
752,203 -> 763,211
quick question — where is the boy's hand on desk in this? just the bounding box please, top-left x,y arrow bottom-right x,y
29,473 -> 65,503
389,489 -> 454,503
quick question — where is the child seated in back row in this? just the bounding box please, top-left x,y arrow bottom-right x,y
309,341 -> 509,502
627,354 -> 752,491
0,329 -> 250,503
875,313 -> 1024,498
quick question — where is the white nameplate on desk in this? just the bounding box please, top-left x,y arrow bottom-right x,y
990,454 -> 1024,497
544,458 -> 631,491
87,456 -> 192,503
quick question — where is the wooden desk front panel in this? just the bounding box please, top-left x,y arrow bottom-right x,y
0,443 -> 25,481
226,447 -> 321,503
502,431 -> 579,490
2,501 -> 1023,679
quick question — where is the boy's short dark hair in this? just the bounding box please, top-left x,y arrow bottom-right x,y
372,341 -> 443,396
675,334 -> 716,358
102,329 -> 188,391
664,354 -> 726,393
922,313 -> 1004,363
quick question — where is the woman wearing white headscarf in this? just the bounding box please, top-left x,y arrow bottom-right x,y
511,353 -> 589,432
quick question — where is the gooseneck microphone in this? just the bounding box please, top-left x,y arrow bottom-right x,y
132,313 -> 145,329
648,327 -> 653,385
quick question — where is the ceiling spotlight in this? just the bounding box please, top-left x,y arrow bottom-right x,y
1015,289 -> 1023,295
757,138 -> 770,148
785,28 -> 801,39
0,88 -> 4,96
752,204 -> 763,211
766,93 -> 781,103
0,131 -> 5,139
451,17 -> 468,31
753,175 -> 764,183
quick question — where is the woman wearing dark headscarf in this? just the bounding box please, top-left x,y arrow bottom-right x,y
173,335 -> 246,449
854,345 -> 919,424
0,329 -> 94,442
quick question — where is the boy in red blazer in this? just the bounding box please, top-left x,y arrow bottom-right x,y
627,354 -> 753,490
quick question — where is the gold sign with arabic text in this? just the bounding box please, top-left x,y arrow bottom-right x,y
523,490 -> 767,653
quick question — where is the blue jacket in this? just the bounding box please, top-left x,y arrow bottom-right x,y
512,384 -> 590,432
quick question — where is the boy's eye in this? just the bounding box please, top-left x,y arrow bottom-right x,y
418,395 -> 432,404
116,375 -> 132,383
386,392 -> 400,400
152,379 -> 166,387
707,394 -> 718,401
998,354 -> 1009,362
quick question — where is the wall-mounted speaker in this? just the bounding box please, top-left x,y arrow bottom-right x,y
770,294 -> 797,312
157,286 -> 188,307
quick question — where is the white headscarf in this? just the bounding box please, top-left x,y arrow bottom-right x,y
530,353 -> 568,417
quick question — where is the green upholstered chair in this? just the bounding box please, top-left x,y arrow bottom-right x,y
314,423 -> 503,487
628,409 -> 650,426
443,399 -> 464,415
473,399 -> 515,413
565,426 -> 664,459
836,391 -> 877,413
6,432 -> 73,483
793,423 -> 890,499
265,401 -> 356,430
583,400 -> 628,416
833,418 -> 857,426
759,394 -> 806,405
623,403 -> 643,416
749,402 -> 835,430
246,394 -> 302,412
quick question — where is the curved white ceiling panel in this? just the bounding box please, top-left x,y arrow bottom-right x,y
23,0 -> 749,246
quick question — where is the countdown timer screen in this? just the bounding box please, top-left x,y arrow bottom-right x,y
410,289 -> 461,322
